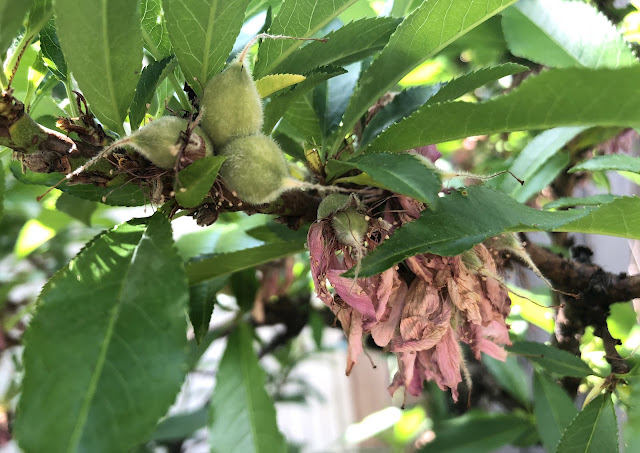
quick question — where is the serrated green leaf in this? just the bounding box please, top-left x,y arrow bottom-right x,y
54,0 -> 142,133
0,2 -> 34,57
419,411 -> 532,453
570,154 -> 640,174
313,63 -> 360,140
483,355 -> 531,407
254,0 -> 359,78
273,17 -> 401,75
141,0 -> 172,59
428,63 -> 528,105
15,213 -> 189,453
502,127 -> 587,195
189,276 -> 226,344
353,185 -> 588,278
39,19 -> 67,81
163,0 -> 251,94
555,393 -> 618,453
279,94 -> 323,143
533,372 -> 578,452
210,323 -> 286,453
508,341 -> 595,378
335,153 -> 441,205
544,195 -> 618,210
263,65 -> 347,133
554,196 -> 640,238
186,240 -> 306,285
55,192 -> 97,226
174,155 -> 225,208
130,55 -> 178,128
9,161 -> 146,206
256,73 -> 306,98
502,0 -> 636,69
332,0 -> 517,156
365,66 -> 640,154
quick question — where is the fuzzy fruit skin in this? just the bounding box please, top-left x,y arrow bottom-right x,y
219,134 -> 289,205
331,208 -> 369,249
128,116 -> 212,169
200,61 -> 263,147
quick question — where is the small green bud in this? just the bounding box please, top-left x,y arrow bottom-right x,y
218,133 -> 290,205
331,208 -> 369,249
127,116 -> 212,169
200,61 -> 263,147
317,193 -> 351,219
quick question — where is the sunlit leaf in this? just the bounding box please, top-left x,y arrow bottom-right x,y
255,73 -> 306,98
174,155 -> 226,208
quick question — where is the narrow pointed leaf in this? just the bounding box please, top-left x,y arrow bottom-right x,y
163,0 -> 251,94
365,66 -> 640,154
333,0 -> 517,155
175,155 -> 226,208
254,0 -> 359,78
554,196 -> 640,238
54,0 -> 142,133
0,1 -> 34,57
39,19 -> 67,81
186,240 -> 306,285
508,341 -> 595,378
189,276 -> 227,344
533,372 -> 578,452
273,17 -> 402,75
9,161 -> 146,206
0,161 -> 4,223
544,195 -> 618,210
335,153 -> 441,205
15,213 -> 189,453
352,185 -> 589,277
570,154 -> 640,174
256,73 -> 306,98
26,0 -> 53,36
555,393 -> 618,453
314,64 -> 361,139
502,0 -> 636,69
141,0 -> 172,59
210,323 -> 286,453
130,55 -> 178,128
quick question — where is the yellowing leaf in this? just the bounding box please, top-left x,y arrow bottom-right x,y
255,73 -> 306,98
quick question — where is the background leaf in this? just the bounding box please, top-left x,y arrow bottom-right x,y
186,240 -> 306,285
554,196 -> 640,238
0,160 -> 4,223
332,0 -> 517,156
544,195 -> 618,210
483,355 -> 531,407
55,193 -> 97,226
533,372 -> 578,452
253,0 -> 359,78
54,0 -> 142,133
508,341 -> 595,378
555,393 -> 618,453
209,323 -> 286,453
15,213 -> 189,453
163,0 -> 251,94
0,2 -> 34,58
502,0 -> 636,69
365,66 -> 640,154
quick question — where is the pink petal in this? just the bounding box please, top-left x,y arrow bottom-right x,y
371,280 -> 408,347
327,269 -> 377,321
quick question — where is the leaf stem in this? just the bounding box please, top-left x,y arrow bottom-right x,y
64,80 -> 80,118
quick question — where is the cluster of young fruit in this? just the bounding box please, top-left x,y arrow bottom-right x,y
69,37 -> 295,208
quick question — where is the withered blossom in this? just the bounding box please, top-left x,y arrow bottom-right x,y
307,194 -> 512,402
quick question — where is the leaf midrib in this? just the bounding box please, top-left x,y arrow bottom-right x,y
66,229 -> 146,452
201,0 -> 219,83
101,0 -> 122,132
